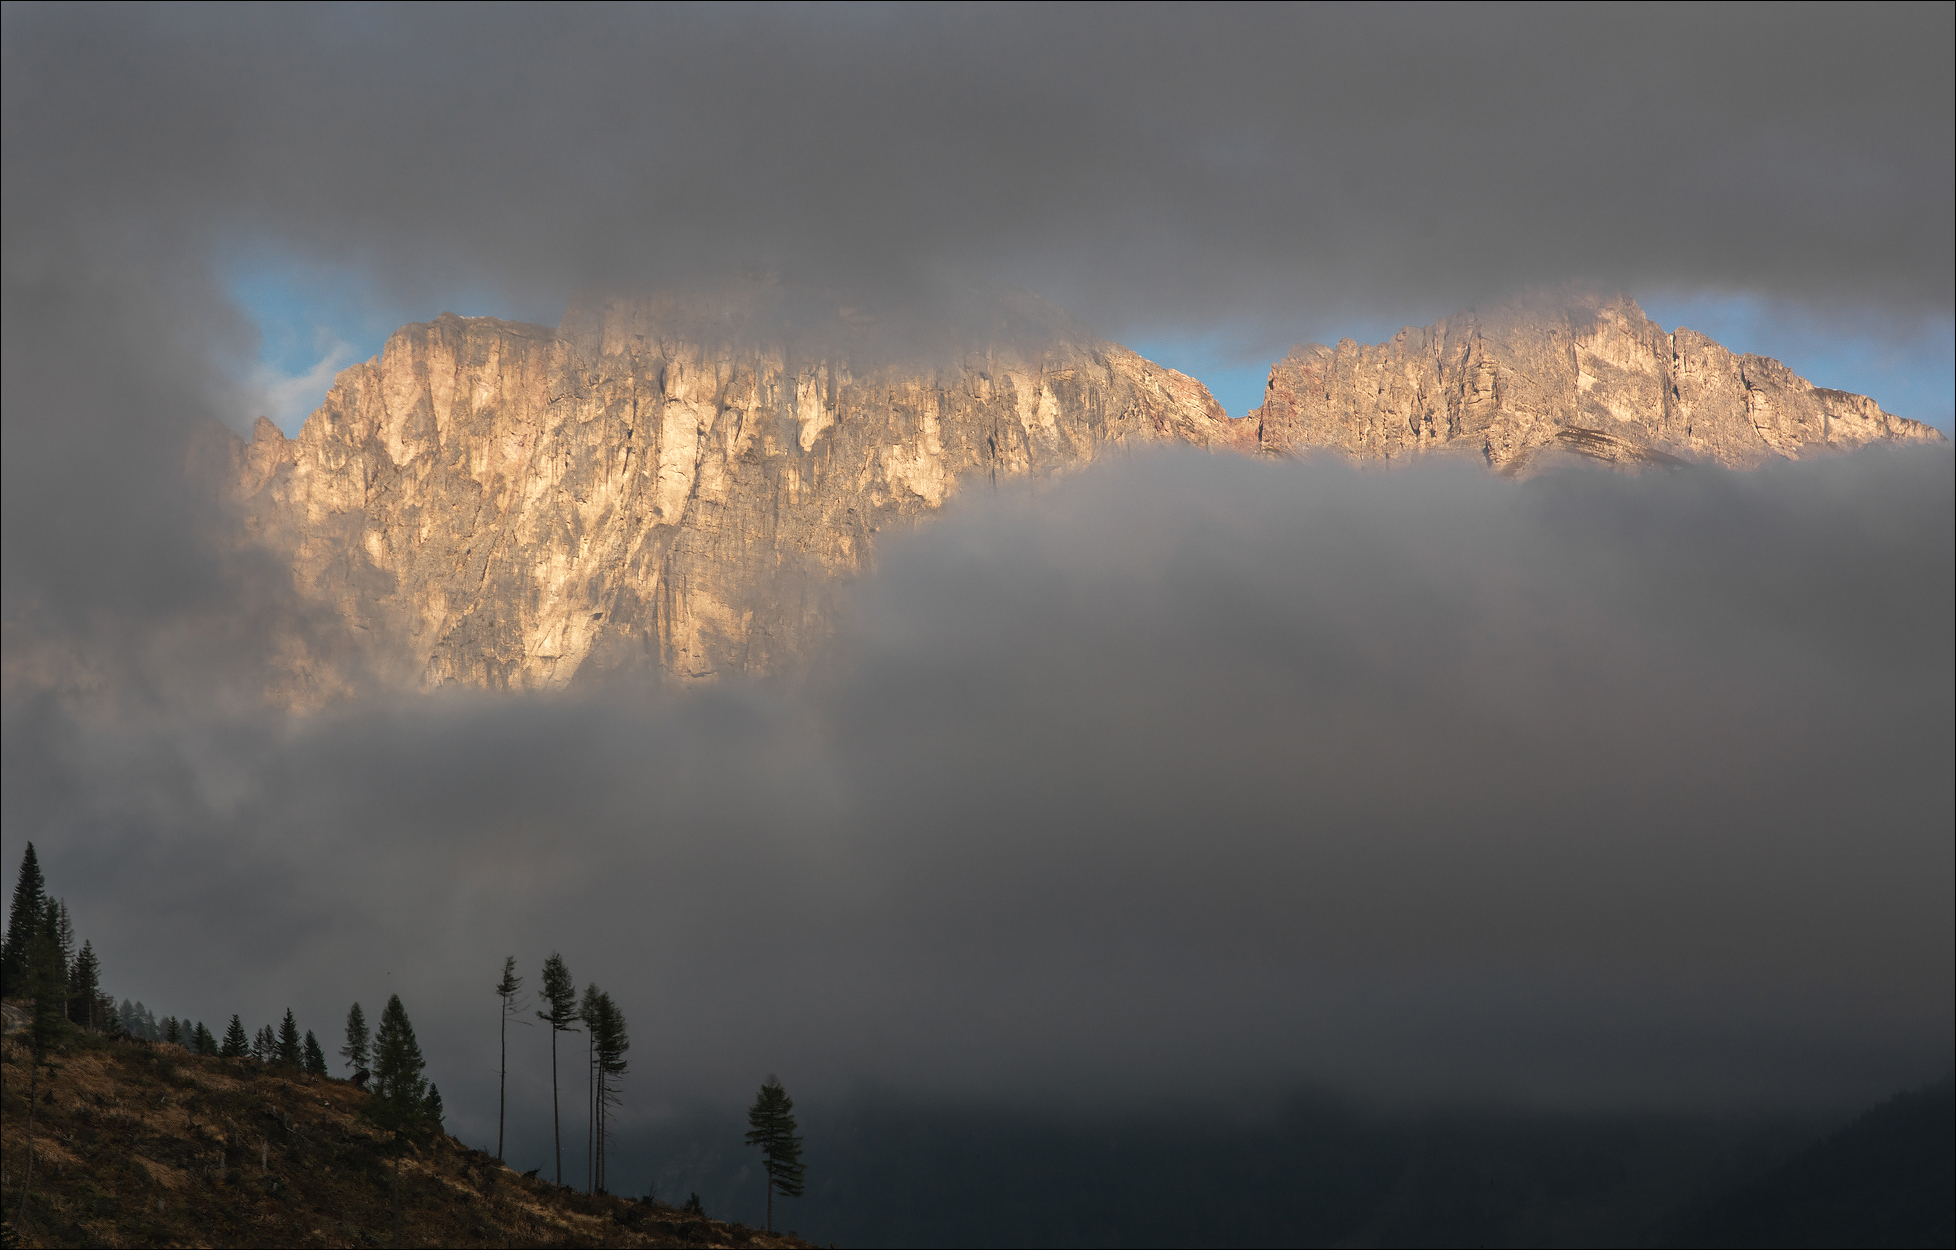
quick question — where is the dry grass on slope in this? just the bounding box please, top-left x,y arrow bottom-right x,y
0,1027 -> 814,1248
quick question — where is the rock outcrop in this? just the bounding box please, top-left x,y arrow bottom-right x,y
230,288 -> 1243,691
227,287 -> 1943,696
1250,292 -> 1945,470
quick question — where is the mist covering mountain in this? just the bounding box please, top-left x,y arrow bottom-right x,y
183,284 -> 1942,701
3,6 -> 1951,1246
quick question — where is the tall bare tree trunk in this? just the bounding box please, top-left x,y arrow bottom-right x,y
550,1026 -> 561,1185
497,1001 -> 506,1161
587,1029 -> 594,1193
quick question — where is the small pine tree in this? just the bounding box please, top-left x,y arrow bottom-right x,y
221,1015 -> 250,1058
52,901 -> 75,983
366,994 -> 435,1245
253,1023 -> 277,1063
28,913 -> 68,1050
277,1009 -> 302,1066
369,995 -> 431,1126
67,941 -> 102,1029
583,987 -> 629,1194
537,953 -> 581,1186
303,1029 -> 328,1075
194,1022 -> 218,1055
745,1075 -> 806,1232
13,913 -> 70,1229
341,1002 -> 371,1073
494,955 -> 526,1162
424,1083 -> 445,1128
1,841 -> 49,997
164,1016 -> 182,1046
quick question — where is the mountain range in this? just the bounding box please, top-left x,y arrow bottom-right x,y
220,286 -> 1943,696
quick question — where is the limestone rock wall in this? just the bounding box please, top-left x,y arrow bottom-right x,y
1251,294 -> 1945,470
232,299 -> 1243,690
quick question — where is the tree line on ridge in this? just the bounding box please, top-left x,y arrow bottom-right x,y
3,842 -> 806,1233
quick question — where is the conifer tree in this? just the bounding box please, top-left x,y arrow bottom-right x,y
12,915 -> 69,1229
303,1028 -> 328,1075
744,1075 -> 805,1233
366,994 -> 436,1245
369,995 -> 431,1123
341,1002 -> 371,1073
164,1016 -> 182,1046
582,982 -> 600,1192
537,953 -> 581,1186
277,1009 -> 303,1065
68,939 -> 101,1029
425,1083 -> 445,1128
253,1022 -> 278,1063
221,1014 -> 250,1058
1,841 -> 49,996
583,987 -> 629,1194
494,955 -> 527,1161
193,1021 -> 218,1055
53,900 -> 74,978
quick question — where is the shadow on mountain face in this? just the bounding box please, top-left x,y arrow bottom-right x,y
1670,1074 -> 1955,1250
620,1095 -> 1833,1249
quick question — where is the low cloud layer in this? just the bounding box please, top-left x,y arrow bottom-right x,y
7,451 -> 1949,1147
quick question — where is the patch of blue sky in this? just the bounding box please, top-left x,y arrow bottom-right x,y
223,250 -> 562,435
1122,337 -> 1271,419
230,253 -> 1953,441
1128,316 -> 1434,419
1137,300 -> 1954,436
1638,293 -> 1954,436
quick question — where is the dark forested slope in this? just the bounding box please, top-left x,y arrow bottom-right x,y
0,1023 -> 815,1249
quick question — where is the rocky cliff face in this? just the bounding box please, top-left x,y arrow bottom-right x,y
1250,293 -> 1945,469
231,292 -> 1244,691
229,289 -> 1944,695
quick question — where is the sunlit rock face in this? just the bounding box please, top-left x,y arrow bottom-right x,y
230,289 -> 1244,690
1251,293 -> 1946,470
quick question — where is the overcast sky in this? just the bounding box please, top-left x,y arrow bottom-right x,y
2,3 -> 1951,1149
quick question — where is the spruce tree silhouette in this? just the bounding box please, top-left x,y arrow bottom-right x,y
341,1002 -> 370,1073
537,953 -> 580,1186
745,1075 -> 805,1233
494,956 -> 527,1161
67,939 -> 101,1028
302,1029 -> 329,1075
1,842 -> 48,997
366,994 -> 434,1247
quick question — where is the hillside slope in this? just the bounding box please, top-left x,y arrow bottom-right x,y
1671,1074 -> 1955,1249
0,1026 -> 816,1248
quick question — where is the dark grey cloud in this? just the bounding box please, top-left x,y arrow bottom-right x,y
4,3 -> 1951,627
8,4 -> 1951,326
6,451 -> 1949,1145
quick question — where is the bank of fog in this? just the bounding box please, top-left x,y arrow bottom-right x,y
10,449 -> 1951,1146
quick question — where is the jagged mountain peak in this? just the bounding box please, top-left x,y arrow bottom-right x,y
1251,289 -> 1943,470
228,290 -> 1240,696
